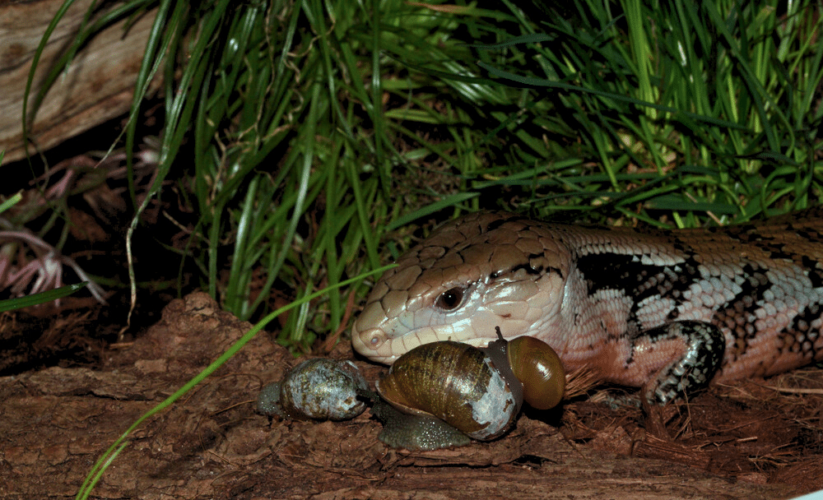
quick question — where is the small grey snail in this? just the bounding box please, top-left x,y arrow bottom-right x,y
256,358 -> 368,421
374,329 -> 565,449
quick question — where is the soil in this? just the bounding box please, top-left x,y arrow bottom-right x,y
1,292 -> 822,499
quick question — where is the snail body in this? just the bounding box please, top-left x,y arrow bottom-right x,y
257,358 -> 367,421
376,332 -> 565,446
370,394 -> 472,451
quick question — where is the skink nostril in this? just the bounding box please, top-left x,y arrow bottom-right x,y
355,328 -> 386,350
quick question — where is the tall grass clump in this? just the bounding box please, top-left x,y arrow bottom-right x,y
28,0 -> 823,350
374,0 -> 823,228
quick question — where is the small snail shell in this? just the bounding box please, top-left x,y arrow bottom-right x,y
256,358 -> 367,421
505,336 -> 565,410
376,333 -> 565,441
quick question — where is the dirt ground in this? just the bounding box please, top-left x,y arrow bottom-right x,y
1,291 -> 822,499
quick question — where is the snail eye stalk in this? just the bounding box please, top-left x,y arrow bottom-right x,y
435,287 -> 465,311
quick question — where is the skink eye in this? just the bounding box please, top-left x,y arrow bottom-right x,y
436,287 -> 465,311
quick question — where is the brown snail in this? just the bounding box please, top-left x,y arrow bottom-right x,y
375,328 -> 565,447
256,358 -> 368,421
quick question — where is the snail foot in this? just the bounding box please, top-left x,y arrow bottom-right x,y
361,389 -> 472,451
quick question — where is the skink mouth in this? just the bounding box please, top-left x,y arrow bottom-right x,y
354,324 -> 501,363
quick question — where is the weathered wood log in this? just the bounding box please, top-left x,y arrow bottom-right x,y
0,0 -> 158,163
0,293 -> 810,498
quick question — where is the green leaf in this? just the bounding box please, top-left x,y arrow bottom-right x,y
0,282 -> 88,313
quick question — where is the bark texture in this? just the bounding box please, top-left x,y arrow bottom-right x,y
1,292 -> 814,499
0,0 -> 158,163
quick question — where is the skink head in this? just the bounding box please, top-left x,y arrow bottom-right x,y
352,211 -> 571,364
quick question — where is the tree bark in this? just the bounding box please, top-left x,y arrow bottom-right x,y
0,0 -> 158,163
0,293 -> 805,499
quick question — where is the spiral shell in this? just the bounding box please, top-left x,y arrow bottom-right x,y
257,358 -> 367,421
376,335 -> 565,442
377,341 -> 519,440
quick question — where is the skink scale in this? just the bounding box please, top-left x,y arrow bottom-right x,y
352,208 -> 823,403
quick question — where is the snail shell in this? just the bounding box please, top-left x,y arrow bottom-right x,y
257,358 -> 367,421
376,335 -> 565,441
505,336 -> 565,410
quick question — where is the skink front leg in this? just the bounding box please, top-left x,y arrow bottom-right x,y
632,321 -> 726,404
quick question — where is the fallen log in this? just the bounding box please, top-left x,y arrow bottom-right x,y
0,0 -> 158,163
0,292 -> 806,498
